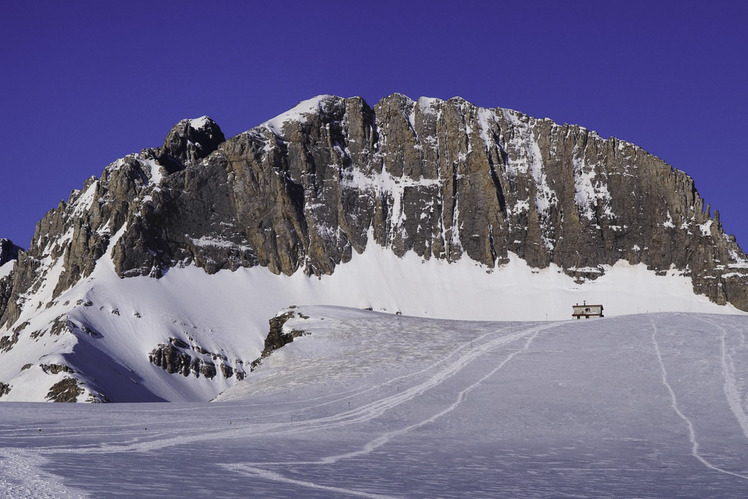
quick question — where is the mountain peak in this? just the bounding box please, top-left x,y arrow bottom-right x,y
261,95 -> 342,135
158,115 -> 225,171
0,239 -> 21,267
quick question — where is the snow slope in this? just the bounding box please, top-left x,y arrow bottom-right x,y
1,231 -> 743,403
2,308 -> 748,497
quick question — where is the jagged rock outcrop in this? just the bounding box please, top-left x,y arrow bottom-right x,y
0,239 -> 21,331
250,309 -> 309,371
158,116 -> 226,172
1,93 -> 747,404
46,377 -> 84,403
149,336 -> 244,380
1,94 -> 747,333
0,239 -> 21,267
112,95 -> 748,308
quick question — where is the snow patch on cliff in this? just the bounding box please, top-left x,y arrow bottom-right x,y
188,116 -> 211,130
573,156 -> 614,220
263,95 -> 336,135
502,110 -> 557,218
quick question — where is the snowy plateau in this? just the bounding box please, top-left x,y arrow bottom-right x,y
2,308 -> 748,497
2,94 -> 748,496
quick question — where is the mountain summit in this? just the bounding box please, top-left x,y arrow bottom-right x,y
1,94 -> 747,402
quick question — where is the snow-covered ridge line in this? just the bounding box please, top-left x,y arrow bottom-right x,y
262,95 -> 337,134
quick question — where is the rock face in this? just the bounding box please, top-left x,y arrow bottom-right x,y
0,239 -> 21,267
1,94 -> 747,402
4,93 -> 741,323
0,239 -> 21,329
2,94 -> 748,330
148,336 -> 243,380
250,309 -> 309,371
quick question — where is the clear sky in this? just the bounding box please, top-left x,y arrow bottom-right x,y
1,1 -> 746,250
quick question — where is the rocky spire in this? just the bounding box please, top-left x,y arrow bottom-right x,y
0,239 -> 21,267
157,116 -> 225,172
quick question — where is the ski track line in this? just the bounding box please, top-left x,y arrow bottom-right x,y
230,321 -> 552,476
119,322 -> 544,452
237,323 -> 519,422
14,322 -> 551,460
0,320 -> 553,499
649,316 -> 748,481
698,316 -> 748,440
223,464 -> 397,499
280,322 -> 556,439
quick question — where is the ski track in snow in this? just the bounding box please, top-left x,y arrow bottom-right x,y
224,322 -> 555,492
230,324 -> 519,423
649,316 -> 748,480
0,321 -> 555,498
46,323 -> 538,455
698,316 -> 748,439
6,314 -> 748,496
223,465 -> 394,499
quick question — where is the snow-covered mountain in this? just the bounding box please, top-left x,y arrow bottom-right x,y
1,94 -> 747,403
2,309 -> 748,496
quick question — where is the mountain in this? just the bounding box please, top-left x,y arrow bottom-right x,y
0,95 -> 747,403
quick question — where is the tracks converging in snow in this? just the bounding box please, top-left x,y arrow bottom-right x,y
649,316 -> 748,481
4,312 -> 748,497
699,316 -> 748,439
226,321 -> 558,491
2,319 -> 557,497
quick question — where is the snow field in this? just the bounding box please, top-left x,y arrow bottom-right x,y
2,309 -> 748,496
1,228 -> 743,403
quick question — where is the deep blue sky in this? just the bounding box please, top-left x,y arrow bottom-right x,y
2,1 -> 746,250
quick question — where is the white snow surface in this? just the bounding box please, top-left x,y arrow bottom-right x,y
140,158 -> 163,185
574,163 -> 613,220
69,181 -> 98,218
2,309 -> 748,497
0,260 -> 13,280
0,234 -> 743,404
188,115 -> 211,130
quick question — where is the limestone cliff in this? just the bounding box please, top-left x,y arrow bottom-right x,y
1,94 -> 747,333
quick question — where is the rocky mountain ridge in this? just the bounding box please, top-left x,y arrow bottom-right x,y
0,239 -> 21,267
0,94 -> 747,402
6,94 -> 745,318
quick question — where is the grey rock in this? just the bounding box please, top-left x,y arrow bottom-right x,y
2,94 -> 747,335
251,310 -> 309,371
158,116 -> 226,172
0,239 -> 21,267
149,337 -> 238,380
45,377 -> 83,402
